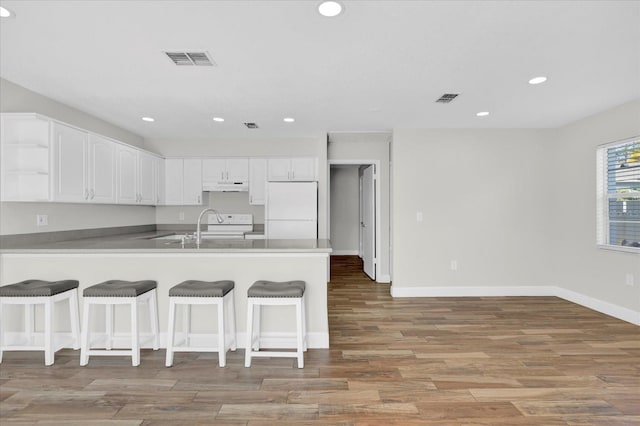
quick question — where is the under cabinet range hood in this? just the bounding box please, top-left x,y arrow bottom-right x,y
202,181 -> 249,192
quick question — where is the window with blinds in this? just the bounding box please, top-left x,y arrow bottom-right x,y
597,137 -> 640,249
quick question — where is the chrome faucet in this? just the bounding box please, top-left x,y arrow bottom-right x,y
196,208 -> 224,245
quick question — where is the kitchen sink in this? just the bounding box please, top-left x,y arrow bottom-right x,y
150,233 -> 245,240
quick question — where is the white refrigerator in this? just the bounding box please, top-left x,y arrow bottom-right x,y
265,181 -> 318,239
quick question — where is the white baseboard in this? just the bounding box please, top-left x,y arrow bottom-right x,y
1,331 -> 330,351
390,285 -> 555,298
554,287 -> 640,326
377,274 -> 391,283
330,250 -> 359,256
390,285 -> 640,326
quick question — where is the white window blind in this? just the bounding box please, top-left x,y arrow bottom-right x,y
597,137 -> 640,249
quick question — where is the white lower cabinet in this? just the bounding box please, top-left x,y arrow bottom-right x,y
164,158 -> 203,205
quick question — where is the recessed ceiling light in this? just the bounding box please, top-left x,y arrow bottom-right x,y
528,76 -> 547,85
476,111 -> 490,117
283,117 -> 295,123
318,1 -> 343,17
0,7 -> 14,18
141,117 -> 155,122
212,117 -> 225,122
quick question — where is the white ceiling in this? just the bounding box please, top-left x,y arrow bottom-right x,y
1,0 -> 639,140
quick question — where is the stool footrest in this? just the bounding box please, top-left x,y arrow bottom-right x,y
247,350 -> 301,358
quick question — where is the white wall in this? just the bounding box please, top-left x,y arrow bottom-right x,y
0,79 -> 144,148
0,79 -> 155,235
392,129 -> 556,288
330,166 -> 360,254
328,133 -> 392,280
156,192 -> 265,225
391,103 -> 640,323
550,100 -> 640,313
148,137 -> 328,237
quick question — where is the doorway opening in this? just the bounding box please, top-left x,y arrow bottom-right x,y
328,160 -> 381,282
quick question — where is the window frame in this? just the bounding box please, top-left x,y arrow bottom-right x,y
596,136 -> 640,253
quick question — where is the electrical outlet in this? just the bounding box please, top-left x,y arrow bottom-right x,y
36,214 -> 48,227
450,260 -> 458,271
179,212 -> 185,221
625,273 -> 634,286
416,211 -> 423,222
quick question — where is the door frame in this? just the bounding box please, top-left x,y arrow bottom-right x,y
327,159 -> 382,283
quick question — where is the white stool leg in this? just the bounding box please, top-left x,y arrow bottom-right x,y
302,295 -> 307,352
0,300 -> 4,363
245,298 -> 254,367
217,298 -> 226,367
253,302 -> 260,349
80,300 -> 91,366
105,304 -> 114,350
184,304 -> 191,346
69,289 -> 80,350
25,303 -> 33,344
295,298 -> 304,369
165,298 -> 177,367
228,290 -> 237,351
149,289 -> 159,350
131,298 -> 139,366
44,297 -> 54,366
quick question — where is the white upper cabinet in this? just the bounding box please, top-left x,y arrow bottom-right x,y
52,122 -> 88,202
87,134 -> 116,204
268,158 -> 317,181
202,158 -> 249,182
1,113 -> 162,205
249,158 -> 267,205
183,159 -> 203,205
0,114 -> 51,202
137,151 -> 155,205
116,144 -> 138,204
164,159 -> 183,205
154,157 -> 165,206
164,158 -> 203,205
116,145 -> 160,205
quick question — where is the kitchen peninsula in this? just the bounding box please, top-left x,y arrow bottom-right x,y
0,231 -> 332,349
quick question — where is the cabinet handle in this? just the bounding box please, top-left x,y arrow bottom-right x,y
292,170 -> 295,180
197,195 -> 201,204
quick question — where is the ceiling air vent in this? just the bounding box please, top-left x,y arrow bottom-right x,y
435,93 -> 459,103
164,51 -> 216,66
244,122 -> 259,129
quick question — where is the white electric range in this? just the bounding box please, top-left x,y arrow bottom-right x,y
202,213 -> 253,239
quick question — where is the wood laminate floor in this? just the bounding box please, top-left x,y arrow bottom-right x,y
1,255 -> 638,425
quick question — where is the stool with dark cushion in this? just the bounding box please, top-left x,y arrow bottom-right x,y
245,280 -> 307,368
165,280 -> 237,367
80,280 -> 159,367
0,279 -> 80,366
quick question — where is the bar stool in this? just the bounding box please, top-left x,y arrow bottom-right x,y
165,280 -> 237,367
80,280 -> 159,367
245,280 -> 307,368
0,279 -> 80,366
